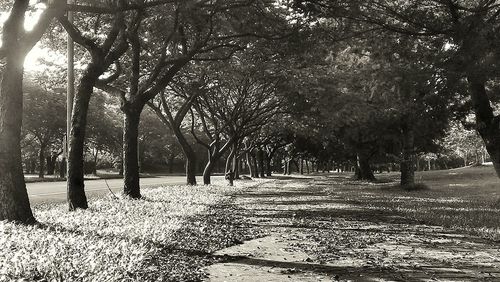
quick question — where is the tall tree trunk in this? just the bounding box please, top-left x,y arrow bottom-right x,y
38,145 -> 46,178
118,154 -> 124,176
286,159 -> 291,175
246,152 -> 254,177
299,158 -> 304,175
251,152 -> 259,178
305,160 -> 310,174
467,76 -> 500,178
68,65 -> 101,210
400,121 -> 415,186
203,145 -> 222,185
47,153 -> 57,175
123,110 -> 141,198
176,128 -> 197,185
185,150 -> 197,185
234,158 -> 240,179
258,148 -> 265,178
0,25 -> 34,222
59,158 -> 66,178
225,148 -> 235,186
203,159 -> 216,185
355,151 -> 375,181
265,154 -> 272,176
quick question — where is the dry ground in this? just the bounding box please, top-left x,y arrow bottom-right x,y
206,169 -> 500,281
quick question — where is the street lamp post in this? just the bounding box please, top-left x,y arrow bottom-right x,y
65,0 -> 75,179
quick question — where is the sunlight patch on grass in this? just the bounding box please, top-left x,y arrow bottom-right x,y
0,181 -> 260,281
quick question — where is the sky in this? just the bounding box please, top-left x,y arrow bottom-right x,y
0,3 -> 67,73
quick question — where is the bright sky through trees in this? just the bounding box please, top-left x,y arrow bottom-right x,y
0,4 -> 65,72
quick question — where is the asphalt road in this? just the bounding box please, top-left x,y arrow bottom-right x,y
27,175 -> 216,205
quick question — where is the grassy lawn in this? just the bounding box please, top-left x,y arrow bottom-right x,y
0,180 -> 265,281
330,166 -> 500,240
4,168 -> 500,281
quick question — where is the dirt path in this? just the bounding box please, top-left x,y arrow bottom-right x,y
205,176 -> 500,281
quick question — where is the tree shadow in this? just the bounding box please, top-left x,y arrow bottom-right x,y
207,253 -> 500,281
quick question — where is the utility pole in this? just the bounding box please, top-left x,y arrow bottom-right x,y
64,0 -> 75,179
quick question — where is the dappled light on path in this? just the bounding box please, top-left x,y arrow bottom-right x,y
206,176 -> 500,281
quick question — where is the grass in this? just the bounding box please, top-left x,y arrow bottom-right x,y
0,179 -> 267,281
327,166 -> 500,240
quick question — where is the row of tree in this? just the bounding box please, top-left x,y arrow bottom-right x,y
1,0 -> 499,224
0,0 -> 297,223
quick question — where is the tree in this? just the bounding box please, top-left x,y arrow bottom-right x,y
22,83 -> 65,178
200,65 -> 282,185
189,74 -> 240,184
99,0 -> 289,193
137,109 -> 183,173
295,0 -> 500,179
0,0 -> 66,223
86,94 -> 122,175
442,121 -> 487,166
330,34 -> 455,185
60,3 -> 138,209
148,74 -> 207,186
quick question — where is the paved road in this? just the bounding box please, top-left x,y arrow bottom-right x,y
27,175 -> 218,205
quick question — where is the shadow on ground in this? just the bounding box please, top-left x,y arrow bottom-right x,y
206,176 -> 500,281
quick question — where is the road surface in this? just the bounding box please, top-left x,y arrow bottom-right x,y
27,175 -> 219,205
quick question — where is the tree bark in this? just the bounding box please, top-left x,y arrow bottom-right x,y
123,110 -> 141,198
265,154 -> 272,176
46,153 -> 57,175
0,28 -> 34,222
467,76 -> 500,177
246,152 -> 254,177
59,158 -> 66,178
203,159 -> 216,185
225,148 -> 236,186
0,0 -> 65,222
234,158 -> 240,179
400,121 -> 415,186
175,127 -> 197,185
257,148 -> 265,178
355,151 -> 375,181
68,65 -> 102,210
251,152 -> 259,178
